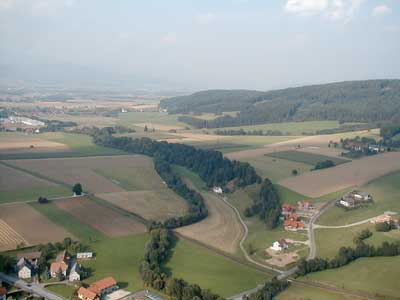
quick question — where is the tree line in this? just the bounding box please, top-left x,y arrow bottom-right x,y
244,179 -> 281,229
93,131 -> 260,188
154,159 -> 208,228
214,129 -> 284,136
139,226 -> 224,300
297,240 -> 400,276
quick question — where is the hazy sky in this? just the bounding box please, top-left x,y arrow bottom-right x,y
0,0 -> 399,90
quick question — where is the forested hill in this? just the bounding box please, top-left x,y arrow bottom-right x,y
161,79 -> 400,128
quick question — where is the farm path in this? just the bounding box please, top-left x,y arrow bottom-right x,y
314,212 -> 398,229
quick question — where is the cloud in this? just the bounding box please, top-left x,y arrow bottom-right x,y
284,0 -> 365,21
372,4 -> 391,17
195,12 -> 216,25
161,32 -> 177,45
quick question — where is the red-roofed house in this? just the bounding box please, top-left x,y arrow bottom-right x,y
50,251 -> 70,278
78,287 -> 99,300
88,277 -> 118,298
0,287 -> 7,300
297,200 -> 313,210
281,203 -> 295,216
284,219 -> 305,231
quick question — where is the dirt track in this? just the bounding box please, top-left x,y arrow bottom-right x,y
279,152 -> 400,197
175,192 -> 243,254
55,197 -> 147,237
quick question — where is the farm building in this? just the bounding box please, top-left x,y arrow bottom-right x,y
133,290 -> 165,300
88,276 -> 119,298
270,239 -> 290,251
16,251 -> 41,264
0,287 -> 7,300
50,251 -> 71,278
213,187 -> 223,194
78,287 -> 99,300
297,200 -> 313,210
281,203 -> 295,216
16,258 -> 34,279
77,252 -> 93,259
68,261 -> 81,282
338,190 -> 373,209
283,215 -> 305,231
371,214 -> 399,225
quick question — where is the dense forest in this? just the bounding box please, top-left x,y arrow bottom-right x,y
93,132 -> 260,188
161,80 -> 400,128
244,179 -> 281,229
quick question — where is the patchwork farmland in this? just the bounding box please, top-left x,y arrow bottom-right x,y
55,196 -> 147,237
0,203 -> 75,250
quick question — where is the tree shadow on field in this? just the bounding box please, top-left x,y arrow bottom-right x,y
160,233 -> 179,277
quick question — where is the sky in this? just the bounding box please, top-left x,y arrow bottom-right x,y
0,0 -> 399,90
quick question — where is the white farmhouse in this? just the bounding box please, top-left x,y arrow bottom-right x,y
77,252 -> 93,259
69,261 -> 81,282
213,187 -> 223,194
270,239 -> 289,251
17,258 -> 33,279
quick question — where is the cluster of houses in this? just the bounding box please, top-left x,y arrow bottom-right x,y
77,277 -> 119,300
344,141 -> 385,154
371,213 -> 399,227
338,190 -> 373,209
281,201 -> 313,231
0,116 -> 44,133
17,250 -> 93,282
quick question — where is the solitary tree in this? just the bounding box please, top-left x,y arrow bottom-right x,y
37,196 -> 49,204
72,183 -> 83,196
292,169 -> 298,176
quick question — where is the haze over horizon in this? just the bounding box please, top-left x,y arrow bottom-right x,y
1,0 -> 399,90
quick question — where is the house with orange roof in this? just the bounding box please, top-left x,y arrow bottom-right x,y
281,203 -> 295,216
50,250 -> 70,278
297,200 -> 313,210
78,287 -> 99,300
88,277 -> 118,298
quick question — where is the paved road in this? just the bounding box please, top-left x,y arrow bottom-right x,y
0,273 -> 65,300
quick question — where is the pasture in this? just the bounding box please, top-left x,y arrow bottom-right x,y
164,237 -> 271,297
0,132 -> 67,152
96,190 -> 187,221
277,284 -> 364,300
303,257 -> 400,298
55,197 -> 147,237
0,203 -> 75,250
0,163 -> 70,203
266,150 -> 349,166
278,152 -> 400,198
315,223 -> 400,259
317,171 -> 400,226
117,112 -> 186,128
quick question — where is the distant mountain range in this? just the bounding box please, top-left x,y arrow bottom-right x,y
161,79 -> 400,128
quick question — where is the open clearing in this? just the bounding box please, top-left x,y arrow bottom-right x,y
55,197 -> 147,237
277,284 -> 365,300
267,150 -> 349,166
226,129 -> 380,160
0,203 -> 74,250
303,257 -> 400,298
278,152 -> 400,198
317,171 -> 400,226
0,163 -> 70,203
96,190 -> 187,221
176,191 -> 243,254
133,122 -> 184,131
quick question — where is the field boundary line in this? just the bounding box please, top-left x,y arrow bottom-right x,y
0,161 -> 71,189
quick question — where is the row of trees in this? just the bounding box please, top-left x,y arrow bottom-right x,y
214,129 -> 284,136
243,279 -> 290,300
154,159 -> 208,228
297,240 -> 400,276
244,179 -> 281,229
93,132 -> 260,188
313,160 -> 335,170
139,226 -> 224,300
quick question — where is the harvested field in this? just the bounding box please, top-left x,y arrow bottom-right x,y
0,133 -> 68,151
265,249 -> 299,268
96,190 -> 187,221
175,192 -> 243,254
267,150 -> 349,166
55,197 -> 147,237
0,203 -> 74,249
7,155 -> 161,193
164,132 -> 229,143
0,219 -> 28,251
278,152 -> 400,197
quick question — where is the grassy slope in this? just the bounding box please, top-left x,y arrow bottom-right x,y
46,285 -> 77,300
303,257 -> 400,298
315,223 -> 400,259
277,284 -> 364,300
0,186 -> 70,204
317,171 -> 400,226
267,150 -> 349,166
117,112 -> 185,128
239,155 -> 311,182
164,237 -> 270,297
